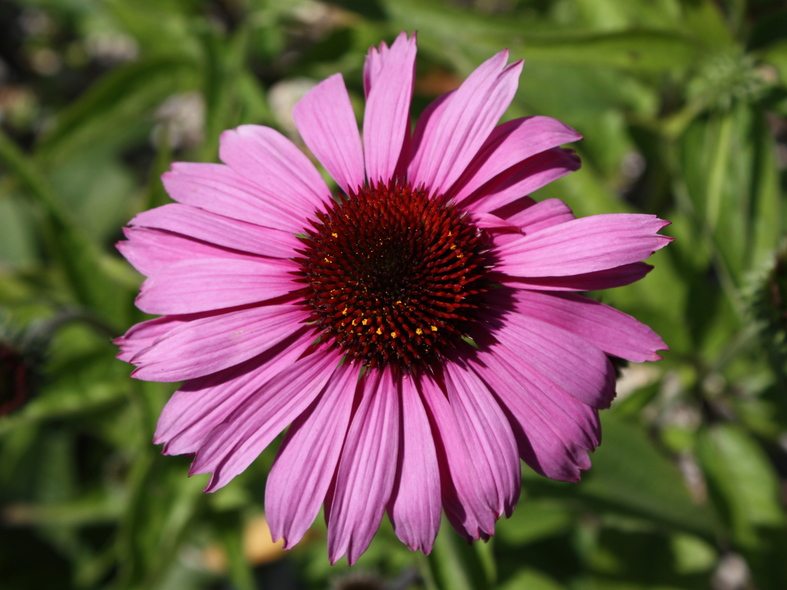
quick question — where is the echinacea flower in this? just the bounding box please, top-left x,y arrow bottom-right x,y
116,32 -> 671,564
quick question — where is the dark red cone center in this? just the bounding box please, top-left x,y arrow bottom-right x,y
295,181 -> 490,370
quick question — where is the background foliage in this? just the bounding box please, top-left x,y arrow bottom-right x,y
1,0 -> 786,588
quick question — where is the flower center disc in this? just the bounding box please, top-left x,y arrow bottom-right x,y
296,182 -> 489,369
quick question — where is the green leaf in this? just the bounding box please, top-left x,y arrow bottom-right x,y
200,26 -> 250,162
680,0 -> 736,50
677,104 -> 783,299
211,511 -> 255,590
498,568 -> 565,590
36,56 -> 197,165
422,518 -> 495,590
697,423 -> 784,550
519,30 -> 701,72
497,499 -> 574,546
573,415 -> 716,539
0,129 -> 129,325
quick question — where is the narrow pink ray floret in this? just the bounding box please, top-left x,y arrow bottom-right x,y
116,32 -> 671,564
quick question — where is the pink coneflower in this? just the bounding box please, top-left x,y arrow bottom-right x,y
116,32 -> 670,564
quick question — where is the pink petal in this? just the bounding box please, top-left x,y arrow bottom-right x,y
493,262 -> 654,292
363,32 -> 417,184
190,348 -> 343,491
328,368 -> 400,565
490,196 -> 536,220
118,228 -> 263,277
130,304 -> 311,382
115,314 -> 197,362
162,162 -> 310,232
462,148 -> 581,216
135,258 -> 297,315
508,290 -> 667,362
219,125 -> 332,212
386,375 -> 441,554
363,37 -> 389,96
491,313 -> 617,409
266,363 -> 359,549
443,361 -> 520,517
408,51 -> 523,195
451,116 -> 582,203
485,198 -> 577,250
154,332 -> 315,456
419,373 -> 497,541
293,74 -> 365,194
129,203 -> 300,260
496,214 -> 672,277
508,197 -> 576,232
470,354 -> 600,481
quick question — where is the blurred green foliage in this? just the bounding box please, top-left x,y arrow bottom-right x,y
1,0 -> 786,588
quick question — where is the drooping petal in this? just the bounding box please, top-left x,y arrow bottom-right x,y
129,203 -> 301,260
461,148 -> 581,216
162,162 -> 309,232
443,361 -> 520,517
507,290 -> 667,362
387,374 -> 441,554
419,373 -> 497,541
496,214 -> 672,277
293,74 -> 365,194
491,313 -> 617,409
154,332 -> 315,456
135,257 -> 297,315
328,368 -> 400,565
470,353 -> 600,481
190,348 -> 343,492
492,262 -> 654,292
130,304 -> 311,382
219,125 -> 332,211
363,32 -> 417,184
408,51 -> 523,195
266,363 -> 359,549
450,116 -> 582,203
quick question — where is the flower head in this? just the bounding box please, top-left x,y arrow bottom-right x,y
116,32 -> 671,564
